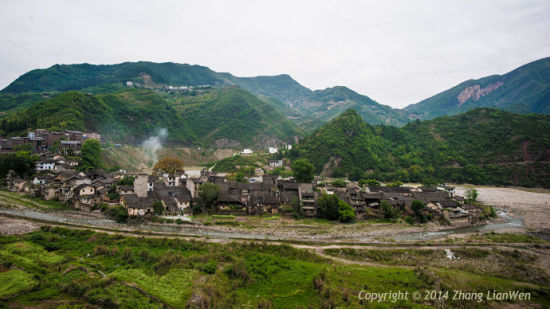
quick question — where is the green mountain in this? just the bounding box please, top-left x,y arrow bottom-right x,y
1,61 -> 410,127
293,86 -> 412,126
405,57 -> 550,119
0,87 -> 304,148
291,108 -> 550,187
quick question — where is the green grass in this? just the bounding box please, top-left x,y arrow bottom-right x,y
211,214 -> 236,219
0,269 -> 38,298
110,268 -> 194,307
0,226 -> 548,308
470,232 -> 545,243
263,215 -> 281,221
0,191 -> 70,211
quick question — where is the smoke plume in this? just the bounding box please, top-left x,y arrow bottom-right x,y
142,128 -> 168,164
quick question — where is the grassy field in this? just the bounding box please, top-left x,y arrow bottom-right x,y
0,226 -> 548,308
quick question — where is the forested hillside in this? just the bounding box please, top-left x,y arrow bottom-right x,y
291,108 -> 550,187
0,87 -> 303,148
1,61 -> 412,127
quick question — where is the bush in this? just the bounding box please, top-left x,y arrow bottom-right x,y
201,261 -> 218,274
465,187 -> 479,203
331,179 -> 346,187
153,201 -> 164,215
108,206 -> 129,223
338,202 -> 355,223
381,201 -> 397,220
387,181 -> 403,187
358,179 -> 380,187
405,216 -> 415,225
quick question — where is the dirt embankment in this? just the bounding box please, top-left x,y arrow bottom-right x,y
0,216 -> 42,235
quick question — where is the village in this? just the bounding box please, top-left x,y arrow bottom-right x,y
2,136 -> 485,227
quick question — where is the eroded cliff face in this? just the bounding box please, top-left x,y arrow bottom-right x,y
457,81 -> 503,106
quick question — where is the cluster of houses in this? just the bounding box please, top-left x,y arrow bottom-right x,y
0,129 -> 101,153
4,152 -> 479,226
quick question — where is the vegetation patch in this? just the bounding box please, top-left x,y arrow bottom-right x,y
0,269 -> 38,299
110,268 -> 194,307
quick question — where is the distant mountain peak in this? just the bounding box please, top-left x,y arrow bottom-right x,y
405,56 -> 550,119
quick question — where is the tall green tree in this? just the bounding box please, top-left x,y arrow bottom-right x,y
291,159 -> 314,183
198,183 -> 221,213
317,193 -> 355,222
79,139 -> 103,171
0,151 -> 38,180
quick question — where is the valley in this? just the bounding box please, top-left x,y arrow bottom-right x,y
0,58 -> 549,308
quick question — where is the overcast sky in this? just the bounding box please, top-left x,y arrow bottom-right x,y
1,0 -> 549,108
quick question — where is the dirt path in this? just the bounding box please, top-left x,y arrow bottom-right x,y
4,212 -> 548,271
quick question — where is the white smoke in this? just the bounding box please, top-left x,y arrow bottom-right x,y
142,128 -> 168,164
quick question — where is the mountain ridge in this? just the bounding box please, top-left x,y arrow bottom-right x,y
1,61 -> 411,126
405,57 -> 550,118
291,107 -> 550,187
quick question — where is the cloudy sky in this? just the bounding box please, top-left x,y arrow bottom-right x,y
1,0 -> 549,108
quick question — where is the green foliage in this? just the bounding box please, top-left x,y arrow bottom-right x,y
330,179 -> 346,187
0,269 -> 38,298
292,108 -> 550,187
0,226 -> 548,308
153,201 -> 164,215
387,181 -> 403,187
211,155 -> 259,174
291,159 -> 314,183
381,200 -> 398,220
79,139 -> 103,171
358,178 -> 380,187
0,87 -> 303,148
317,193 -> 340,221
465,187 -> 479,203
198,183 -> 221,213
337,201 -> 355,223
411,200 -> 427,223
117,176 -> 135,186
317,193 -> 354,222
0,151 -> 38,180
105,205 -> 129,222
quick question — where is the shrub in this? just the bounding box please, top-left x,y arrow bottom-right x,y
381,201 -> 397,220
331,179 -> 347,187
358,179 -> 381,187
465,187 -> 479,203
201,261 -> 218,274
338,201 -> 355,223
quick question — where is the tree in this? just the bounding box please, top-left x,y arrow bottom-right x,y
359,179 -> 381,187
411,200 -> 427,223
153,157 -> 184,174
117,176 -> 135,186
153,201 -> 165,215
109,206 -> 129,223
291,159 -> 314,183
317,193 -> 355,222
387,181 -> 403,187
465,187 -> 479,203
198,183 -> 221,213
331,179 -> 347,187
0,151 -> 38,180
337,200 -> 355,223
317,193 -> 340,220
381,200 -> 398,220
79,139 -> 103,171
